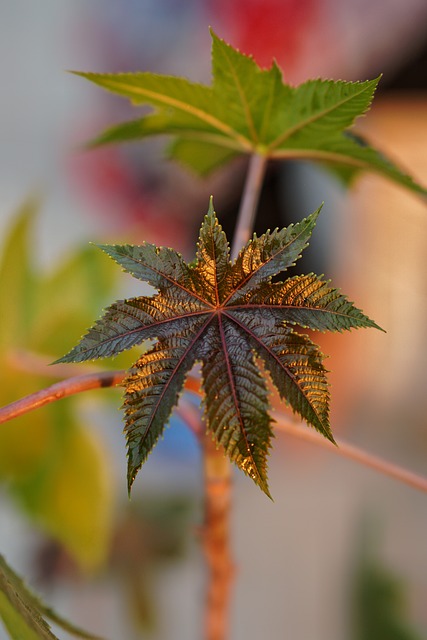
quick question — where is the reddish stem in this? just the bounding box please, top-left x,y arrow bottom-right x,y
272,411 -> 427,493
0,370 -> 126,424
2,372 -> 427,496
202,436 -> 234,640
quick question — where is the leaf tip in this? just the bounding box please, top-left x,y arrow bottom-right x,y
371,320 -> 386,333
208,27 -> 224,47
303,202 -> 323,231
127,467 -> 136,497
327,431 -> 338,447
313,202 -> 324,218
262,482 -> 274,501
68,69 -> 91,79
51,352 -> 74,365
95,243 -> 115,259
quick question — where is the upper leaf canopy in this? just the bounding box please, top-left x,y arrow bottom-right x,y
56,199 -> 381,496
73,30 -> 426,195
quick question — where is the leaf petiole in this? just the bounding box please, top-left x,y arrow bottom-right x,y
231,153 -> 268,261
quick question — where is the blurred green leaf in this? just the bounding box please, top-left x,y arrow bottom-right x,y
0,554 -> 103,639
0,199 -> 36,348
0,203 -> 119,569
113,495 -> 194,633
352,526 -> 422,640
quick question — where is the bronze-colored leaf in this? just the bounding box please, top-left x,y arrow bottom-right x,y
56,199 -> 380,496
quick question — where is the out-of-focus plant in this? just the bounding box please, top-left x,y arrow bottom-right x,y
0,552 -> 104,640
0,29 -> 426,640
351,525 -> 423,640
0,201 -> 120,570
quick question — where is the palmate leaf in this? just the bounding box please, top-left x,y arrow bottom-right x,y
56,200 -> 381,496
74,30 -> 426,194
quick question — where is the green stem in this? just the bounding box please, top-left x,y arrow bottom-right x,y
230,152 -> 268,261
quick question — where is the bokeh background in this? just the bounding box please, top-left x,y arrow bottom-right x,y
1,1 -> 427,639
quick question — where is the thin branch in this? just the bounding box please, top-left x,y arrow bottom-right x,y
0,371 -> 126,424
1,371 -> 426,496
176,396 -> 203,438
176,401 -> 234,640
272,411 -> 427,494
230,153 -> 268,261
0,370 -> 198,426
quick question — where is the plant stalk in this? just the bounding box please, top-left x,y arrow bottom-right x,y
199,152 -> 268,639
2,372 -> 427,494
272,411 -> 427,493
202,436 -> 234,640
230,152 -> 268,261
171,398 -> 235,635
0,370 -> 126,423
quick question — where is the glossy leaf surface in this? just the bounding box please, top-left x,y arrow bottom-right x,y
75,30 -> 426,195
57,200 -> 380,496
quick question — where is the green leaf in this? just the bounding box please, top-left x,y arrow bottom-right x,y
57,199 -> 380,496
0,554 -> 103,640
75,30 -> 426,195
22,401 -> 114,571
273,131 -> 423,194
267,77 -> 379,149
0,199 -> 37,348
351,525 -> 422,640
0,204 -> 116,570
167,139 -> 239,175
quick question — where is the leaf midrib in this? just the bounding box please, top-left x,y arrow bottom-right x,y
131,315 -> 213,453
269,147 -> 371,166
224,311 -> 330,434
225,221 -> 312,305
267,82 -> 373,151
218,45 -> 259,143
92,77 -> 253,150
74,309 -> 211,359
217,315 -> 264,485
103,246 -> 215,308
226,302 -> 366,321
258,67 -> 279,141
